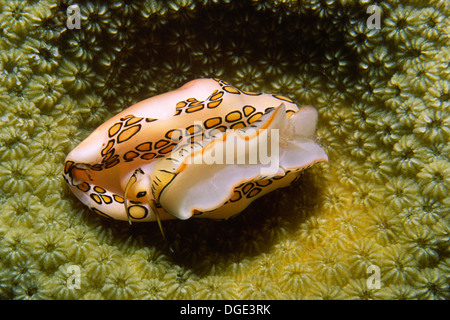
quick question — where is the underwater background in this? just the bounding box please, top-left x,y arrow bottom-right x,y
0,0 -> 448,299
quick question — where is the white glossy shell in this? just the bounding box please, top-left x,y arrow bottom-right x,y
63,78 -> 328,222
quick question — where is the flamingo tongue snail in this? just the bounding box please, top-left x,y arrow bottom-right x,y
63,78 -> 328,232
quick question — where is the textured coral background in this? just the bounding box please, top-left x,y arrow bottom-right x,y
0,0 -> 448,299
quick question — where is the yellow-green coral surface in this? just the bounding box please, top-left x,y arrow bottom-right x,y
0,0 -> 449,300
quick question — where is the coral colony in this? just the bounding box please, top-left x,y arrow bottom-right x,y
0,0 -> 448,300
